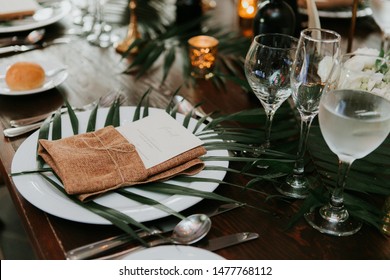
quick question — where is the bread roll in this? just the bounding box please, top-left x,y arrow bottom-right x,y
5,61 -> 45,91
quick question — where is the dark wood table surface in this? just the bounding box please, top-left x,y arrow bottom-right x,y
0,0 -> 389,260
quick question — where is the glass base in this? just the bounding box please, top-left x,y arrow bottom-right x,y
304,205 -> 362,236
239,145 -> 270,169
275,174 -> 310,199
240,145 -> 266,158
87,23 -> 113,48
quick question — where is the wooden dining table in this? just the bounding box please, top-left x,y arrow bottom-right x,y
0,0 -> 389,260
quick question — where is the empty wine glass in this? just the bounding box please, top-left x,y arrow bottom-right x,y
370,0 -> 390,52
276,28 -> 341,198
71,0 -> 90,26
304,53 -> 390,236
244,33 -> 299,152
87,0 -> 113,48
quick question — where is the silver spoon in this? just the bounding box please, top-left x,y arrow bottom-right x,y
65,203 -> 239,260
90,214 -> 212,260
0,29 -> 45,47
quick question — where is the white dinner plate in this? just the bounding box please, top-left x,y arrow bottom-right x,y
121,245 -> 225,260
11,107 -> 229,224
0,1 -> 72,33
0,59 -> 68,95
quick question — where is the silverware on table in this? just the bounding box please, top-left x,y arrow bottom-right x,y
200,232 -> 258,252
9,110 -> 66,128
66,203 -> 243,260
3,122 -> 46,137
0,37 -> 71,55
100,214 -> 213,260
0,29 -> 45,48
99,232 -> 259,260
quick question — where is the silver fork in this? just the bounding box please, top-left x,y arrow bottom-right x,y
4,90 -> 126,137
0,37 -> 72,55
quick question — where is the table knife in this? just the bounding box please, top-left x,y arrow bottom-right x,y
66,203 -> 243,260
0,44 -> 38,55
103,232 -> 259,260
4,122 -> 44,138
0,38 -> 71,55
199,232 -> 258,252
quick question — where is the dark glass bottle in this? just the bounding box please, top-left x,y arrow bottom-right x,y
253,0 -> 296,37
175,0 -> 203,33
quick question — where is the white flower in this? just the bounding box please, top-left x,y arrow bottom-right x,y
337,48 -> 390,101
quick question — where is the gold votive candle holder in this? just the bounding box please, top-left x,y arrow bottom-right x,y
237,0 -> 257,38
188,35 -> 219,79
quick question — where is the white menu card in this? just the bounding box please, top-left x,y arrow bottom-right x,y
116,111 -> 204,169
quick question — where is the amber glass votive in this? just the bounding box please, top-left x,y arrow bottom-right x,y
188,35 -> 219,79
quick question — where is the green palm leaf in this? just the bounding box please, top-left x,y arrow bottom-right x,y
162,47 -> 176,84
26,90 -> 248,238
133,88 -> 152,121
121,11 -> 250,86
139,182 -> 238,204
39,173 -> 150,246
116,189 -> 185,220
51,110 -> 62,140
86,102 -> 99,132
26,86 -> 390,236
104,97 -> 121,127
37,114 -> 52,168
65,100 -> 79,135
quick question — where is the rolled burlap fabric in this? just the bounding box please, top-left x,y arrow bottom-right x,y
38,126 -> 206,201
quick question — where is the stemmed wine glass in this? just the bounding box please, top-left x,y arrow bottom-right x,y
276,28 -> 341,199
370,0 -> 390,52
304,53 -> 390,236
244,33 -> 299,152
71,0 -> 90,26
87,0 -> 113,48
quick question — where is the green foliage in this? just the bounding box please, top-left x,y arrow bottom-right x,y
121,5 -> 251,88
14,87 -> 390,237
16,91 -> 257,242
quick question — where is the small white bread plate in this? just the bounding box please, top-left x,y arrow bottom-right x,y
0,59 -> 68,95
121,245 -> 225,260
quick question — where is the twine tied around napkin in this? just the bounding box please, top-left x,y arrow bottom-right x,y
38,126 -> 207,201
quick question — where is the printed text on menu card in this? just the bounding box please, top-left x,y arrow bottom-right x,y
116,111 -> 204,169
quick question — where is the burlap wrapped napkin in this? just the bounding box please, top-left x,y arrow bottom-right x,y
38,126 -> 207,201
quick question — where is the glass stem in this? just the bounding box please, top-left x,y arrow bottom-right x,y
293,117 -> 314,176
263,110 -> 275,149
382,32 -> 390,53
331,159 -> 353,209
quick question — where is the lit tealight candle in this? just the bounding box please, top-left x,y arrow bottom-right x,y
188,35 -> 219,79
237,0 -> 257,19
